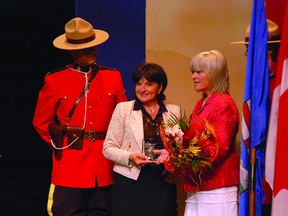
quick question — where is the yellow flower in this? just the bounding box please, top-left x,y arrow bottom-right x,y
188,145 -> 201,155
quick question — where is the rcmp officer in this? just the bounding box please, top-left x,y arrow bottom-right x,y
33,17 -> 127,216
231,19 -> 281,215
231,19 -> 281,98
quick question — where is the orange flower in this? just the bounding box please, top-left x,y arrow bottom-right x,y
160,115 -> 218,188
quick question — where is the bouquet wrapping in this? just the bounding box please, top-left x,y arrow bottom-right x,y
160,113 -> 218,188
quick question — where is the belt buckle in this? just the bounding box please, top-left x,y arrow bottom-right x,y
87,130 -> 96,142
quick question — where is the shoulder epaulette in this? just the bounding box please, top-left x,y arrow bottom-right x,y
97,64 -> 117,71
46,65 -> 68,76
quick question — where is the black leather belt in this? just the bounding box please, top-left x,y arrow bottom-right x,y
83,130 -> 107,142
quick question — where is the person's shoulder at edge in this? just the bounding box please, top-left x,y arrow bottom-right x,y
46,65 -> 69,76
98,64 -> 118,71
209,93 -> 239,113
164,103 -> 180,109
114,100 -> 136,109
163,103 -> 181,117
210,93 -> 236,103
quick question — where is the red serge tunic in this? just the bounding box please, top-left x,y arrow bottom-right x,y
33,65 -> 127,188
184,93 -> 240,192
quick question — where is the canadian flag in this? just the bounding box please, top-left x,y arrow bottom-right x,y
265,2 -> 288,215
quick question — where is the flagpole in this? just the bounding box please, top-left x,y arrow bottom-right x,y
250,148 -> 256,216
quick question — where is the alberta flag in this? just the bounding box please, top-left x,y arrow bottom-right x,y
239,0 -> 270,216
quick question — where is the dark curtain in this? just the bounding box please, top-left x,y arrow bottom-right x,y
0,1 -> 74,215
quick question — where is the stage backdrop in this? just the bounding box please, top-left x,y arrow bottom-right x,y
75,1 -> 286,215
75,1 -> 251,215
75,0 -> 252,113
75,0 -> 145,100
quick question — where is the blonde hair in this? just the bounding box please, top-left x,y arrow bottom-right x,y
189,50 -> 230,95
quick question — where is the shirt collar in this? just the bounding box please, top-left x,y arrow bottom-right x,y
133,98 -> 167,112
72,63 -> 97,72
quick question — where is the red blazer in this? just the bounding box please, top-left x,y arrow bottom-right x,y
184,93 -> 240,192
33,65 -> 127,188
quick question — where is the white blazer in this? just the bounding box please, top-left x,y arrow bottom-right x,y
103,100 -> 180,180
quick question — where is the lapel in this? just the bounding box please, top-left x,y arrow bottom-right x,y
162,110 -> 169,124
130,110 -> 144,152
194,98 -> 207,115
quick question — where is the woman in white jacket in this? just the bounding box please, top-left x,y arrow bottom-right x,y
103,63 -> 180,216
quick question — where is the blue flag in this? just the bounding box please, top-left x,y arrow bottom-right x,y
239,0 -> 270,215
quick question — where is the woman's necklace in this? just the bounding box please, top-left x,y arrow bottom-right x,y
147,108 -> 154,113
144,104 -> 159,114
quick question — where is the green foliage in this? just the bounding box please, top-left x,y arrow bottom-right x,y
167,110 -> 191,131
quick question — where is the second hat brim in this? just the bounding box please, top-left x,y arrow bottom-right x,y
230,40 -> 281,45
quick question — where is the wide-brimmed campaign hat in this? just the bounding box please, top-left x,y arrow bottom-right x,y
230,19 -> 280,45
53,17 -> 109,50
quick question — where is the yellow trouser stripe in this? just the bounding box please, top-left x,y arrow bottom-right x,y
47,184 -> 55,216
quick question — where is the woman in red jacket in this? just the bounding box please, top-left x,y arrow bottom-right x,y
183,50 -> 240,216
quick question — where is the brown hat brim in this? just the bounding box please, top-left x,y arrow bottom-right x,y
53,29 -> 109,50
230,40 -> 281,45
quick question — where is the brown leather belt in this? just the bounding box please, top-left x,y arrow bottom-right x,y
83,130 -> 107,142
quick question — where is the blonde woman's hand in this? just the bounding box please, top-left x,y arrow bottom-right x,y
153,149 -> 169,164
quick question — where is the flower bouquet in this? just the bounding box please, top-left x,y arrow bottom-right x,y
160,112 -> 218,188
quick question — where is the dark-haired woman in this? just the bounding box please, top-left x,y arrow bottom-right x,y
103,62 -> 180,216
